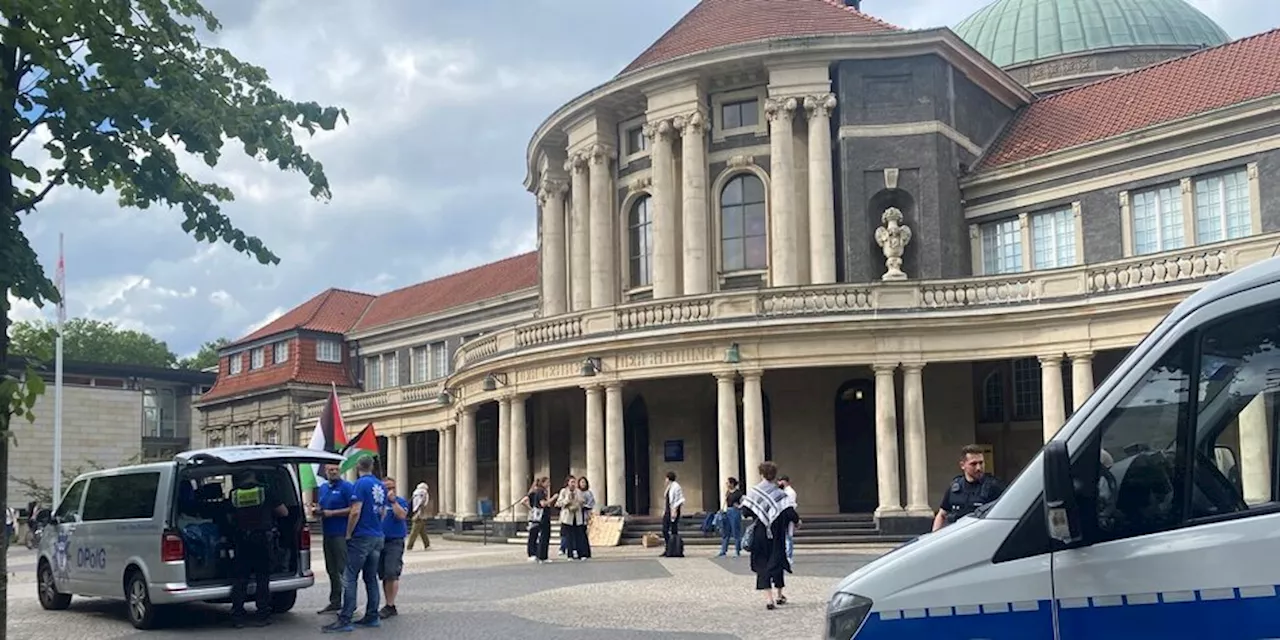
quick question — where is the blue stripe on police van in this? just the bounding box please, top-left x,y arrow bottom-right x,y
852,585 -> 1280,639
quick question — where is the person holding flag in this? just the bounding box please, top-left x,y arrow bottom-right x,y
301,386 -> 350,614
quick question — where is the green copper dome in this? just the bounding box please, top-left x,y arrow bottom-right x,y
954,0 -> 1231,68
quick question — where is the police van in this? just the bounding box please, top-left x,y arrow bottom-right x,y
35,445 -> 344,629
826,254 -> 1280,639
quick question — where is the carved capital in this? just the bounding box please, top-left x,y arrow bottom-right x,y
536,175 -> 569,205
642,118 -> 676,142
563,151 -> 588,175
588,143 -> 616,167
764,96 -> 799,122
1038,354 -> 1065,367
674,110 -> 706,137
871,363 -> 898,375
803,92 -> 838,119
727,154 -> 755,169
1248,163 -> 1259,179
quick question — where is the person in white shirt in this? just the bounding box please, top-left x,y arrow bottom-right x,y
661,471 -> 685,556
779,476 -> 797,563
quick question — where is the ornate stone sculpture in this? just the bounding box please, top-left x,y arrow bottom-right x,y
764,96 -> 799,122
803,93 -> 838,119
673,110 -> 705,137
874,206 -> 913,281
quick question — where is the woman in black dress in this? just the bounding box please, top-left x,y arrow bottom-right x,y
740,461 -> 800,610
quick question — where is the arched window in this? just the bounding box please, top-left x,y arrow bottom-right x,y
720,174 -> 767,272
628,196 -> 653,288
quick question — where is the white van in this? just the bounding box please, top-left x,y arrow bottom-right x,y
826,254 -> 1280,639
35,445 -> 344,629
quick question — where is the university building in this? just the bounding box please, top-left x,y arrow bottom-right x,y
197,0 -> 1280,534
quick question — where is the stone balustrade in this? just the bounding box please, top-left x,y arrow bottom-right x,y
299,379 -> 445,420
452,233 -> 1278,370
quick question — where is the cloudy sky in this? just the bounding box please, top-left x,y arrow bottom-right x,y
7,0 -> 1278,358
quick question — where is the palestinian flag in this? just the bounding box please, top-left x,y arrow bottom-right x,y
339,423 -> 380,475
300,387 -> 348,492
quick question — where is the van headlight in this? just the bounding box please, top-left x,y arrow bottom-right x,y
826,592 -> 873,639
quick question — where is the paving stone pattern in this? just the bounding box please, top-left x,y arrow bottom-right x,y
6,542 -> 884,640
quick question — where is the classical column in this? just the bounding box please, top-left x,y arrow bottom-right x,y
742,370 -> 766,482
901,363 -> 930,515
585,385 -> 605,501
678,111 -> 710,295
804,93 -> 837,285
588,143 -> 617,307
385,435 -> 398,483
1040,355 -> 1066,443
715,371 -> 740,490
538,176 -> 569,316
605,383 -> 625,509
497,396 -> 512,512
567,152 -> 591,311
457,407 -> 478,518
394,434 -> 409,491
1239,395 -> 1272,505
766,97 -> 799,287
510,394 -> 529,517
1070,352 -> 1095,413
645,118 -> 680,298
439,428 -> 453,515
873,364 -> 903,516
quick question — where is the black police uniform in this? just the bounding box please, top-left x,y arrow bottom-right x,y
939,473 -> 1005,527
229,480 -> 281,626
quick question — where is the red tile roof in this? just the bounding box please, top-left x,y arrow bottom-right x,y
353,252 -> 539,332
620,0 -> 899,76
200,338 -> 358,403
234,288 -> 376,346
200,252 -> 539,403
979,28 -> 1280,171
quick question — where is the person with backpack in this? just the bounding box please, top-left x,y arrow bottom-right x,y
407,482 -> 431,550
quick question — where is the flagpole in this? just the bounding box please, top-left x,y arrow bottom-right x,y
52,233 -> 65,509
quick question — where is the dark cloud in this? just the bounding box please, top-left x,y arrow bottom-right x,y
8,0 -> 1277,357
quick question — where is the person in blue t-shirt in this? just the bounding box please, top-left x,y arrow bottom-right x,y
313,464 -> 354,614
377,477 -> 409,618
322,456 -> 386,633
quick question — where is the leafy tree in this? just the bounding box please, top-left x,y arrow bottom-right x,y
177,337 -> 229,370
10,317 -> 178,367
0,1 -> 346,627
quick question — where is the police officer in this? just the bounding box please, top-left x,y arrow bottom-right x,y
229,469 -> 287,628
933,444 -> 1004,532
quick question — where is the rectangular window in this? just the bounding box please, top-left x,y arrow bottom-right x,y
81,472 -> 160,521
981,218 -> 1023,275
720,99 -> 759,130
316,339 -> 342,363
1131,184 -> 1184,254
228,355 -> 242,375
383,351 -> 399,388
412,347 -> 428,384
1030,209 -> 1076,269
431,341 -> 448,379
250,347 -> 264,369
273,340 -> 289,364
1193,168 -> 1251,245
365,356 -> 382,391
143,388 -> 159,438
1012,357 -> 1042,420
626,126 -> 646,155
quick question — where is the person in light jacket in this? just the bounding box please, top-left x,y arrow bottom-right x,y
555,475 -> 587,561
408,482 -> 431,550
661,471 -> 685,556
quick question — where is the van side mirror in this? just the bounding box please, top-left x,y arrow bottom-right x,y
1043,441 -> 1081,545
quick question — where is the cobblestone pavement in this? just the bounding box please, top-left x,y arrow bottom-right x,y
6,542 -> 884,639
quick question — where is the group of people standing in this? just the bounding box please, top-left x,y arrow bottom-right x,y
313,457 -> 433,634
521,475 -> 597,562
663,464 -> 801,610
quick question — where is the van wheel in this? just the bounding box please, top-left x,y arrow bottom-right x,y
125,570 -> 159,629
270,589 -> 297,613
37,561 -> 71,610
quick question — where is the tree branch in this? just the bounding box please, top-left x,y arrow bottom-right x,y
14,168 -> 67,213
9,109 -> 49,153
